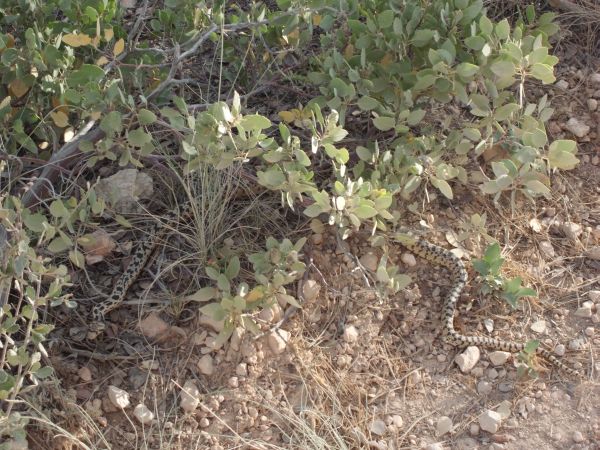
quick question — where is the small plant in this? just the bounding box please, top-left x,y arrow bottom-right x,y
472,243 -> 536,308
516,339 -> 541,378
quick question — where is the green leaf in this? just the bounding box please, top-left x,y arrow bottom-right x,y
464,35 -> 486,51
479,16 -> 493,36
69,250 -> 85,268
67,64 -> 104,86
303,203 -> 325,218
47,236 -> 71,253
100,111 -> 123,134
530,63 -> 555,84
23,213 -> 47,233
34,366 -> 54,379
357,96 -> 380,111
373,116 -> 396,131
128,128 -> 152,147
524,180 -> 550,196
494,103 -> 519,121
430,177 -> 453,199
188,287 -> 219,302
138,109 -> 157,125
412,29 -> 435,47
217,274 -> 231,292
548,140 -> 579,169
205,266 -> 220,280
491,60 -> 515,78
523,339 -> 540,354
353,204 -> 378,219
407,109 -> 426,126
239,114 -> 271,130
378,10 -> 395,28
225,256 -> 240,280
495,19 -> 510,40
199,303 -> 226,322
455,62 -> 479,79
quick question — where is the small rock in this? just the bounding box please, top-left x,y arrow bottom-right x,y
360,253 -> 378,271
390,415 -> 403,428
487,368 -> 499,379
107,386 -> 130,409
572,431 -> 585,443
436,416 -> 453,436
198,313 -> 224,332
565,118 -> 590,138
228,376 -> 239,388
133,404 -> 154,424
589,290 -> 600,302
539,241 -> 555,259
470,423 -> 480,436
588,98 -> 598,111
554,344 -> 566,356
569,338 -> 585,351
302,279 -> 321,302
496,401 -> 512,419
401,253 -> 417,267
585,246 -> 600,260
484,318 -> 494,332
562,222 -> 583,241
585,326 -> 595,336
479,410 -> 502,433
498,382 -> 514,393
454,346 -> 480,373
591,73 -> 600,85
197,355 -> 214,376
530,320 -> 546,334
424,444 -> 444,450
78,366 -> 92,382
489,351 -> 511,366
477,380 -> 493,396
139,313 -> 170,339
180,380 -> 201,413
575,306 -> 593,318
455,437 -> 479,450
370,419 -> 386,436
267,329 -> 290,355
343,325 -> 359,343
555,79 -> 569,89
311,233 -> 323,245
236,363 -> 248,377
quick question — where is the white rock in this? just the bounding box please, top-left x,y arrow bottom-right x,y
588,98 -> 598,111
479,410 -> 502,433
469,423 -> 480,436
529,218 -> 542,233
267,329 -> 290,355
133,404 -> 154,424
360,253 -> 378,271
78,366 -> 92,382
390,415 -> 403,428
562,222 -> 583,241
484,318 -> 494,333
530,320 -> 546,334
565,118 -> 590,138
236,363 -> 248,377
436,416 -> 453,436
455,346 -> 480,373
343,325 -> 359,343
197,355 -> 214,375
258,303 -> 282,323
424,444 -> 444,450
554,344 -> 566,356
401,252 -> 417,267
489,351 -> 511,366
497,400 -> 512,419
180,380 -> 201,413
591,73 -> 600,85
302,279 -> 321,302
585,326 -> 595,337
574,306 -> 593,318
228,376 -> 239,388
455,437 -> 479,450
539,240 -> 555,259
370,419 -> 386,436
572,431 -> 585,443
107,385 -> 130,409
589,290 -> 600,302
585,246 -> 600,260
569,338 -> 585,351
477,380 -> 493,396
555,79 -> 569,89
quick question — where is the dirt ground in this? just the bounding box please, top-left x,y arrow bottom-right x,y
30,32 -> 600,450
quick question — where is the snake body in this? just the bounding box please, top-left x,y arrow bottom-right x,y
91,218 -> 583,378
396,233 -> 584,379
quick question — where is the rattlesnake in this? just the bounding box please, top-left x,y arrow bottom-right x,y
395,233 -> 584,379
90,213 -> 584,378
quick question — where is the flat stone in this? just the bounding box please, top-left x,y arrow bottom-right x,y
107,385 -> 130,409
134,404 -> 154,424
267,329 -> 290,355
436,416 -> 453,436
359,253 -> 378,271
455,346 -> 480,373
343,325 -> 359,343
565,118 -> 590,138
180,380 -> 200,413
197,354 -> 215,375
489,351 -> 511,366
530,320 -> 546,334
479,410 -> 502,433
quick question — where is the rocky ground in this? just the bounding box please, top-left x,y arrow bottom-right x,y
34,39 -> 600,450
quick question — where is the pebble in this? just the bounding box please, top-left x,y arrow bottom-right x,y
530,320 -> 546,334
302,279 -> 321,302
575,306 -> 593,318
370,419 -> 386,436
436,416 -> 453,436
107,386 -> 130,409
267,329 -> 290,355
565,118 -> 590,138
589,290 -> 600,302
568,338 -> 585,351
228,376 -> 239,388
197,355 -> 215,375
572,431 -> 585,443
497,401 -> 512,419
470,423 -> 480,436
424,444 -> 444,450
133,404 -> 154,424
455,437 -> 478,450
555,79 -> 569,89
401,253 -> 417,267
498,382 -> 514,393
585,326 -> 595,337
489,351 -> 511,366
539,241 -> 555,259
138,312 -> 170,339
360,253 -> 378,271
389,415 -> 403,428
484,319 -> 494,332
455,346 -> 480,373
479,410 -> 502,433
554,344 -> 566,356
588,98 -> 598,111
180,380 -> 201,413
343,325 -> 359,343
78,366 -> 92,382
477,380 -> 493,396
487,368 -> 499,379
591,73 -> 600,85
585,246 -> 600,261
562,222 -> 583,241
